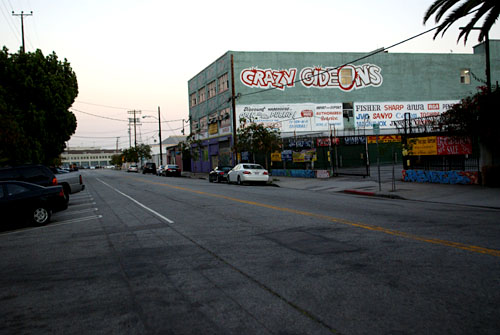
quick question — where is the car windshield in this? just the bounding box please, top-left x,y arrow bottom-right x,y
167,165 -> 178,169
243,164 -> 264,170
219,166 -> 232,171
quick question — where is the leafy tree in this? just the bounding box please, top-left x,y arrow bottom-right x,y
179,134 -> 202,162
0,47 -> 78,166
110,154 -> 122,166
234,118 -> 282,169
440,86 -> 500,151
121,144 -> 152,163
178,134 -> 203,172
423,0 -> 499,43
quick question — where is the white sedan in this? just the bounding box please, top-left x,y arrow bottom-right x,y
227,163 -> 269,185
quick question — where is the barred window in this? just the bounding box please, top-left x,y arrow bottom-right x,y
198,87 -> 206,103
190,93 -> 197,107
208,81 -> 216,99
218,73 -> 229,93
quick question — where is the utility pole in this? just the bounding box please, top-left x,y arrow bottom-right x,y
128,110 -> 141,149
158,106 -> 163,166
12,11 -> 33,53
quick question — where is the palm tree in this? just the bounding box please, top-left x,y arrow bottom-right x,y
423,0 -> 499,44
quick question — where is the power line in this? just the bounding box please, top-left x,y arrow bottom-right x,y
71,108 -> 184,123
240,25 -> 442,99
75,100 -> 157,112
0,1 -> 20,41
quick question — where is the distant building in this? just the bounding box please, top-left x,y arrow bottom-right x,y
148,136 -> 187,167
61,147 -> 120,168
188,41 -> 500,173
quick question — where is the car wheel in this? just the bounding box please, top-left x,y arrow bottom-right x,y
62,185 -> 70,203
237,176 -> 242,185
32,206 -> 51,225
209,175 -> 213,183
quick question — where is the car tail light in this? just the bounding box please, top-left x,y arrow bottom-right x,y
58,189 -> 65,197
263,171 -> 268,175
79,175 -> 83,185
243,171 -> 251,174
52,177 -> 58,185
219,172 -> 224,175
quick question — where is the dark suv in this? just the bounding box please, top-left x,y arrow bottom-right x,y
0,165 -> 58,187
142,162 -> 157,174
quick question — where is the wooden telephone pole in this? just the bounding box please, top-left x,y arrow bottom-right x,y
12,11 -> 33,53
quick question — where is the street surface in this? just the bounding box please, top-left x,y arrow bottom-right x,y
1,169 -> 499,334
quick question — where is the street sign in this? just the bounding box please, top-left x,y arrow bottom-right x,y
373,123 -> 380,134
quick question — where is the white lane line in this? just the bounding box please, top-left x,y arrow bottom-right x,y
97,178 -> 174,224
51,215 -> 103,225
71,195 -> 94,200
69,202 -> 97,207
57,208 -> 99,215
0,215 -> 103,236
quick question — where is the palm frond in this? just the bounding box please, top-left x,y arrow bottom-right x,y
425,0 -> 498,43
479,4 -> 500,41
457,3 -> 493,43
423,0 -> 453,23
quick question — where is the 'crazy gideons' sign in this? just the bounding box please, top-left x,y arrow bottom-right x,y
240,64 -> 382,92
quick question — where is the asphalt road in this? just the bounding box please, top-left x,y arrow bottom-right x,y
1,169 -> 499,334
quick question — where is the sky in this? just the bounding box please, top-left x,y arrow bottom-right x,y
1,0 -> 499,149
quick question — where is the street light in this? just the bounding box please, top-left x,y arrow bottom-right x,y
142,106 -> 163,165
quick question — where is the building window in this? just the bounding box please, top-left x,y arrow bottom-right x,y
190,93 -> 197,107
198,87 -> 206,103
343,102 -> 354,120
207,81 -> 216,99
460,69 -> 470,84
218,73 -> 229,93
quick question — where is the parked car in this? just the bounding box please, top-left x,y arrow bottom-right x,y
156,165 -> 166,176
209,166 -> 233,183
127,164 -> 139,173
142,162 -> 156,174
162,164 -> 181,177
0,181 -> 68,227
0,164 -> 58,187
50,167 -> 85,202
227,163 -> 269,185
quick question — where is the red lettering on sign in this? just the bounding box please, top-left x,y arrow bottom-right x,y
384,105 -> 404,111
301,110 -> 314,117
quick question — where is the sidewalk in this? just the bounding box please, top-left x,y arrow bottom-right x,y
182,169 -> 500,209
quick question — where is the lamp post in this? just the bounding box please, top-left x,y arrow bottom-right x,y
142,107 -> 163,166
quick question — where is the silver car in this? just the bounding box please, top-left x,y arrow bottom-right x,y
127,164 -> 139,173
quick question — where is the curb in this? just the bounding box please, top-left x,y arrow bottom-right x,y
343,189 -> 376,196
343,189 -> 406,200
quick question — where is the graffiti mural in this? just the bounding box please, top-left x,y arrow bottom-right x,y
402,170 -> 479,185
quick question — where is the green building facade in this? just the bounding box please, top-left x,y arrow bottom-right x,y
188,41 -> 500,173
